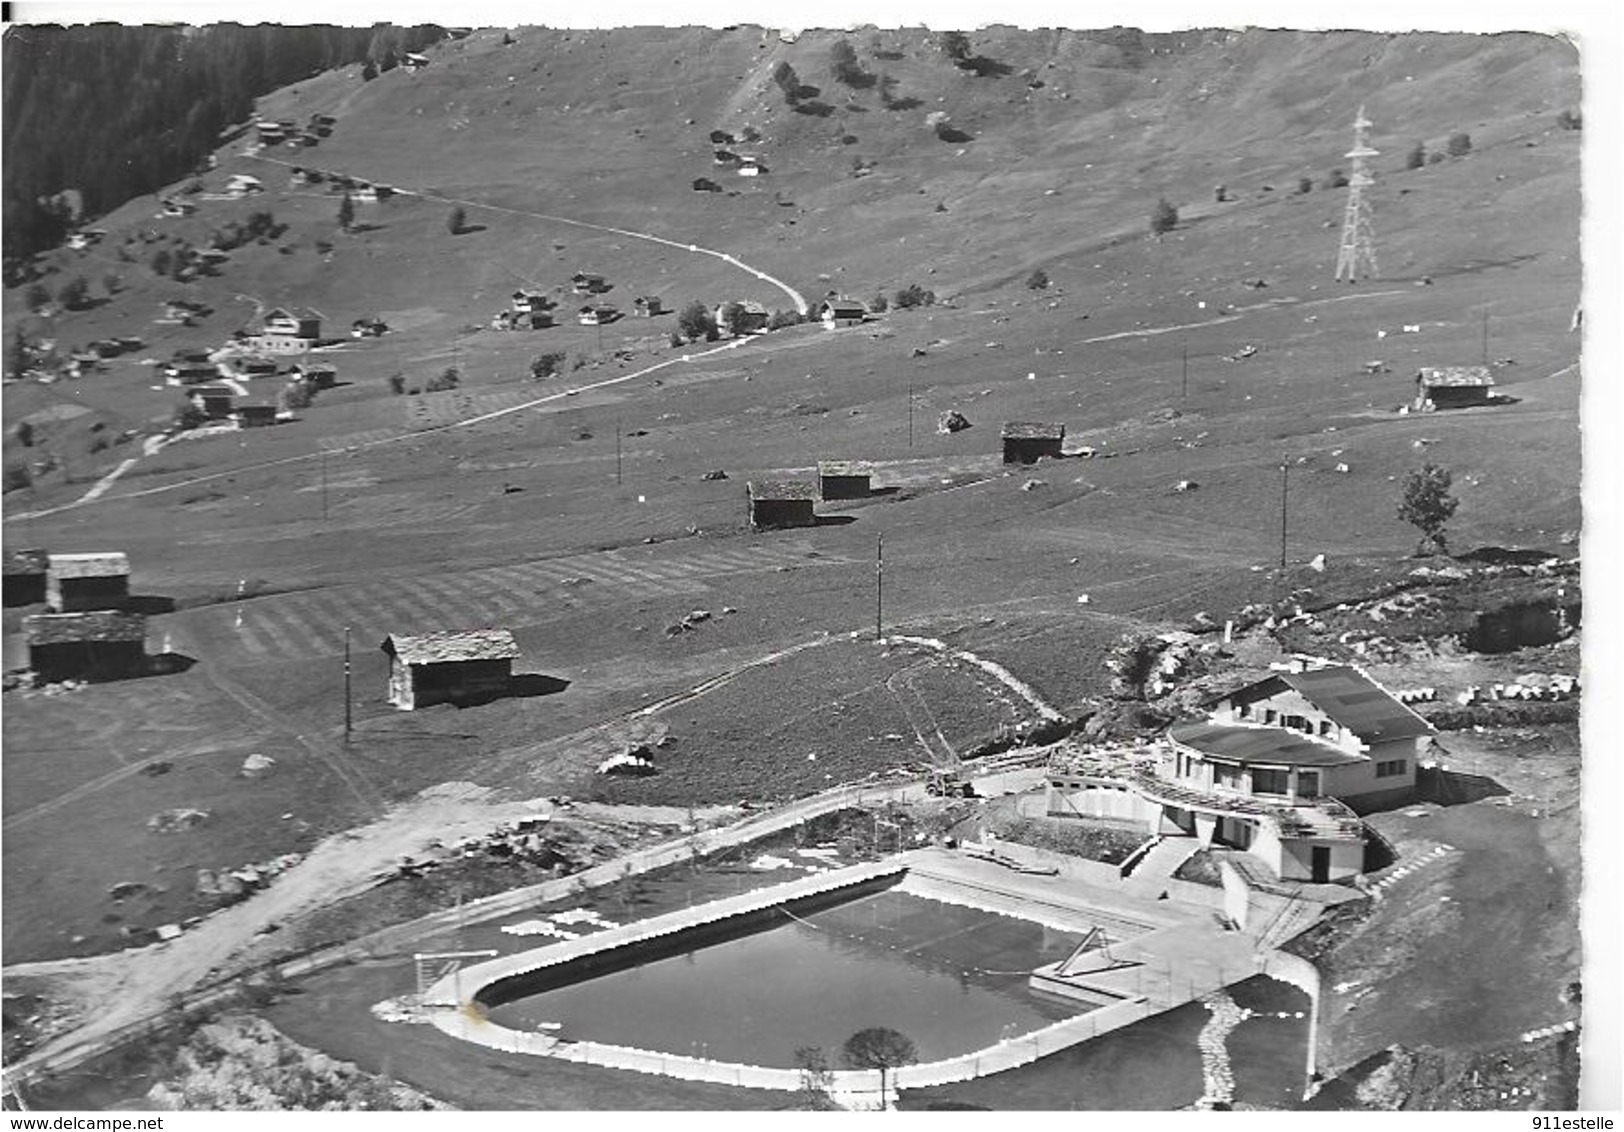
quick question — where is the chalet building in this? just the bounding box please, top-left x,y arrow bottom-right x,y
692,178 -> 722,193
493,309 -> 552,330
1001,421 -> 1066,464
4,549 -> 50,607
1415,366 -> 1495,410
403,52 -> 430,71
818,298 -> 867,329
577,304 -> 618,326
572,272 -> 609,295
381,629 -> 520,710
227,356 -> 280,379
747,480 -> 818,530
189,385 -> 236,419
713,149 -> 739,166
46,552 -> 130,612
261,307 -> 323,341
166,361 -> 223,386
255,121 -> 287,143
1045,661 -> 1432,883
818,461 -> 872,500
709,129 -> 736,145
510,291 -> 551,315
633,296 -> 665,317
715,300 -> 770,336
233,404 -> 278,429
225,174 -> 264,197
737,157 -> 764,177
351,317 -> 389,338
289,363 -> 337,389
24,611 -> 148,683
159,198 -> 197,218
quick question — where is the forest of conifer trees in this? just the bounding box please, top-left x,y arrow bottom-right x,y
2,23 -> 444,267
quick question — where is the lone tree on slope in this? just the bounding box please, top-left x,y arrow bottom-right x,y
1150,198 -> 1178,235
677,300 -> 716,342
447,206 -> 467,235
1398,462 -> 1460,556
338,192 -> 355,232
841,1027 -> 917,1108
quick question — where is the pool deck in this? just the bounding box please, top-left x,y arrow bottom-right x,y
413,847 -> 1293,1099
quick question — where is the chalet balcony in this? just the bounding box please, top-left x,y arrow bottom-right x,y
1128,769 -> 1364,841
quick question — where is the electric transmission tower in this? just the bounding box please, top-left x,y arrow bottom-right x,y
1334,105 -> 1380,282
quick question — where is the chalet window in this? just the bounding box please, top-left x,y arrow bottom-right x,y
1319,720 -> 1334,737
1250,767 -> 1290,795
1375,759 -> 1408,778
1264,708 -> 1278,724
1235,702 -> 1249,719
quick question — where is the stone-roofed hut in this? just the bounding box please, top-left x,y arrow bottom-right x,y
25,610 -> 148,682
747,480 -> 818,530
4,548 -> 50,607
1415,366 -> 1495,410
818,461 -> 872,500
1001,421 -> 1066,464
381,629 -> 521,710
47,552 -> 130,612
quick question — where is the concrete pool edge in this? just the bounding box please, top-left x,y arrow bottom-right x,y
406,852 -> 1321,1102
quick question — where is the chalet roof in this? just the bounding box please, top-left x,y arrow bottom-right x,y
821,298 -> 867,314
1417,366 -> 1494,388
818,460 -> 871,478
290,362 -> 336,374
1001,421 -> 1066,441
48,552 -> 130,579
381,629 -> 521,665
1168,721 -> 1365,768
4,549 -> 50,577
25,610 -> 147,645
1215,664 -> 1433,742
748,480 -> 819,501
235,403 -> 279,417
572,271 -> 606,281
263,306 -> 326,322
191,385 -> 235,397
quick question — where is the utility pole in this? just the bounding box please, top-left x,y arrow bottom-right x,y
907,383 -> 914,447
320,446 -> 328,522
1481,309 -> 1490,366
1334,105 -> 1381,282
1279,458 -> 1289,571
343,626 -> 353,743
875,533 -> 884,642
1182,345 -> 1189,401
616,423 -> 623,486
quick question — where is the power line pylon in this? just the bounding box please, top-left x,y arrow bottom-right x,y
1334,105 -> 1380,283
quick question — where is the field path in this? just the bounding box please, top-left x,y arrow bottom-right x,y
249,153 -> 808,316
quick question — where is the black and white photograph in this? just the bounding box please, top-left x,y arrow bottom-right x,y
1,0 -> 1616,1117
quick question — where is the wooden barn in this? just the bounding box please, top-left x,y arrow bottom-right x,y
24,611 -> 148,683
289,363 -> 338,389
381,629 -> 521,710
233,404 -> 278,429
818,461 -> 872,500
4,548 -> 49,607
1415,366 -> 1495,410
189,385 -> 236,419
748,480 -> 818,530
46,552 -> 130,612
1001,421 -> 1066,464
634,296 -> 665,317
572,272 -> 609,295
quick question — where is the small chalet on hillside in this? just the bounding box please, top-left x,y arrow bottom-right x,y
4,549 -> 50,607
1001,421 -> 1066,464
633,296 -> 665,317
233,403 -> 278,429
189,385 -> 236,419
381,629 -> 521,710
403,52 -> 430,71
25,611 -> 148,683
578,304 -> 619,326
1415,366 -> 1495,410
351,317 -> 389,338
262,307 -> 323,341
818,461 -> 872,500
46,553 -> 130,613
818,298 -> 867,329
716,300 -> 770,336
289,362 -> 338,389
747,480 -> 818,530
572,272 -> 609,295
1046,660 -> 1434,883
511,291 -> 552,315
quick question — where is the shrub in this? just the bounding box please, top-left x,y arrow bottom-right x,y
447,206 -> 467,234
173,403 -> 209,431
361,59 -> 378,81
1406,141 -> 1426,170
386,373 -> 406,395
1325,169 -> 1349,189
1026,268 -> 1050,290
677,300 -> 715,341
829,38 -> 872,88
718,301 -> 750,337
1427,150 -> 1445,165
767,309 -> 802,330
938,31 -> 972,63
893,283 -> 935,309
425,366 -> 460,392
4,464 -> 31,493
338,193 -> 355,231
869,292 -> 888,313
278,380 -> 314,412
102,270 -> 122,296
530,351 -> 567,379
57,275 -> 90,310
1446,131 -> 1472,157
669,330 -> 684,348
1296,176 -> 1313,195
1149,197 -> 1178,235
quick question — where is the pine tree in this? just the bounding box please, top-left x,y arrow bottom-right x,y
1150,198 -> 1178,235
447,206 -> 466,234
338,193 -> 355,231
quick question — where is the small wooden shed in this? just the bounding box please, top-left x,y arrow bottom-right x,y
189,385 -> 236,419
818,298 -> 867,329
1001,421 -> 1066,464
381,629 -> 521,710
1416,366 -> 1495,410
233,404 -> 278,429
24,610 -> 147,683
46,552 -> 130,612
748,480 -> 818,530
3,548 -> 50,607
818,461 -> 872,500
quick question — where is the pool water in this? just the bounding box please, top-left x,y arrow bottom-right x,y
484,889 -> 1089,1067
